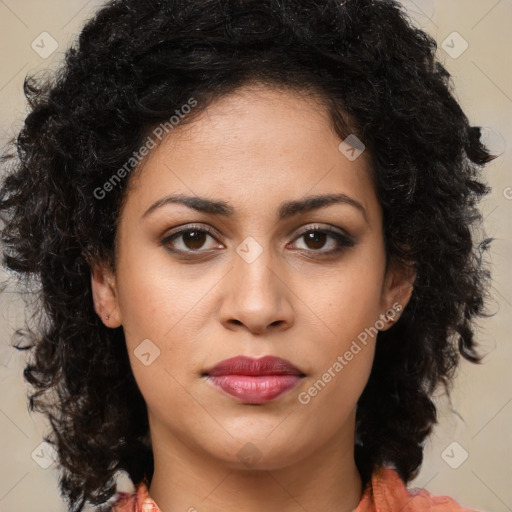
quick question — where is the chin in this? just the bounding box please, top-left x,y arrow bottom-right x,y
200,431 -> 314,471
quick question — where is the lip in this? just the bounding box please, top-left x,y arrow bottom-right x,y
203,356 -> 305,404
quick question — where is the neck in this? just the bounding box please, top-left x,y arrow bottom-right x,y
148,418 -> 363,512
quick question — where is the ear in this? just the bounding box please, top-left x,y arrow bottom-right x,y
90,261 -> 122,328
378,260 -> 416,331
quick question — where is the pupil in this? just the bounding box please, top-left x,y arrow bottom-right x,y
184,231 -> 205,249
305,231 -> 326,249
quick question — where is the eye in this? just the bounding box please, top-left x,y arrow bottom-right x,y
161,225 -> 221,253
290,225 -> 355,255
160,223 -> 355,256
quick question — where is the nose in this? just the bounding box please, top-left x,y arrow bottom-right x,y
218,244 -> 295,335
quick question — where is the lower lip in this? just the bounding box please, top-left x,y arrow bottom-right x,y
207,375 -> 302,404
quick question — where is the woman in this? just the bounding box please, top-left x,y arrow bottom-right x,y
0,0 -> 495,511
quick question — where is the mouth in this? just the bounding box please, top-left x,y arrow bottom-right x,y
202,355 -> 306,404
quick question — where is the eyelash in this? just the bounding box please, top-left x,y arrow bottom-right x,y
160,223 -> 355,257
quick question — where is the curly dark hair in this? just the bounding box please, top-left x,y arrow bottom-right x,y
0,0 -> 496,510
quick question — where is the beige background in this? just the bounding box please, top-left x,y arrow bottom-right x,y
0,1 -> 511,511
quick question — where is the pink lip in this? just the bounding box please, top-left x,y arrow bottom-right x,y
203,356 -> 305,404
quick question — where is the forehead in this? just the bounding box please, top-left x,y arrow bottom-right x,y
123,84 -> 379,224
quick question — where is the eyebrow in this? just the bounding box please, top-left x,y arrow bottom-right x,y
142,192 -> 368,224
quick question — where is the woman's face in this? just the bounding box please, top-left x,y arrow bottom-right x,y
92,84 -> 413,471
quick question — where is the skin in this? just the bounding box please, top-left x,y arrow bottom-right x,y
91,84 -> 415,512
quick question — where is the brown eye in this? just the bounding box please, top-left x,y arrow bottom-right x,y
161,225 -> 220,253
292,226 -> 355,255
181,230 -> 208,250
302,231 -> 328,250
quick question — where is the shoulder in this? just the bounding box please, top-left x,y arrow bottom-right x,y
107,490 -> 136,512
356,467 -> 482,512
107,480 -> 159,512
106,470 -> 480,512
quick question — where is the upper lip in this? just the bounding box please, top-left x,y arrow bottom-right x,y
204,356 -> 305,377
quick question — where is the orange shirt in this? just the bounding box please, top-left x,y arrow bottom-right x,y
110,467 -> 480,512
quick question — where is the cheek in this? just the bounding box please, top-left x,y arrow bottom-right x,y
294,246 -> 384,401
296,307 -> 378,435
114,245 -> 217,408
115,241 -> 216,345
304,258 -> 385,347
291,348 -> 375,456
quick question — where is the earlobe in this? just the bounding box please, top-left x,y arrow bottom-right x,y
90,262 -> 122,328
